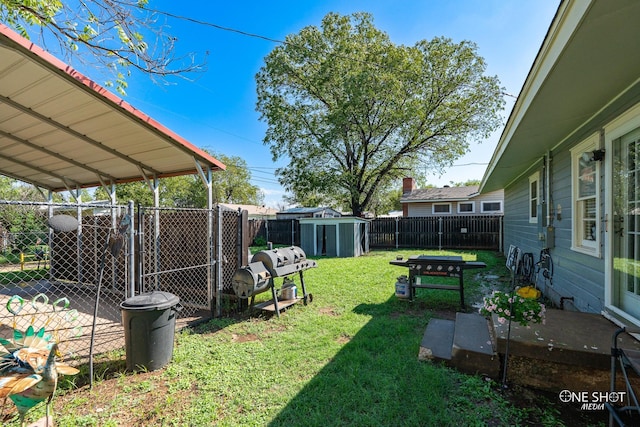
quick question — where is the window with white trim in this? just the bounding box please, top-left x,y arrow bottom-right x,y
571,135 -> 600,256
529,172 -> 540,224
481,201 -> 502,213
458,202 -> 474,213
432,203 -> 451,214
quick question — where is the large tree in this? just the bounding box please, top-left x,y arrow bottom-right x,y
256,12 -> 504,216
0,0 -> 201,94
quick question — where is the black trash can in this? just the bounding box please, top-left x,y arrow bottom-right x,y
120,291 -> 181,372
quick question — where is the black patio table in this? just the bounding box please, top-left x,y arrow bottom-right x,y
389,255 -> 486,308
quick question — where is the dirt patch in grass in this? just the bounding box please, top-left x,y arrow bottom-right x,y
1,367 -> 181,426
336,333 -> 351,344
231,333 -> 259,343
58,370 -> 181,426
319,306 -> 340,316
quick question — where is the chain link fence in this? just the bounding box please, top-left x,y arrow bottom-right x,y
0,200 -> 248,367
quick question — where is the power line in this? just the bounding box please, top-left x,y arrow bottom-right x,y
450,162 -> 488,167
138,4 -> 519,99
251,177 -> 281,185
139,5 -> 285,45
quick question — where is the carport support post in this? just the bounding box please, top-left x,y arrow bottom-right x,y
128,201 -> 135,298
140,172 -> 161,291
74,188 -> 83,284
47,191 -> 54,278
195,161 -> 217,317
153,176 -> 160,291
108,182 -> 117,292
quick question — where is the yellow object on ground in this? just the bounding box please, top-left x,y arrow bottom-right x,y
516,286 -> 541,299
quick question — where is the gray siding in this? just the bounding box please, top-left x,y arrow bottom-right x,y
503,150 -> 605,313
407,189 -> 504,217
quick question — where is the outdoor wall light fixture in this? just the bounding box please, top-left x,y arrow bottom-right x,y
591,149 -> 605,161
556,204 -> 562,221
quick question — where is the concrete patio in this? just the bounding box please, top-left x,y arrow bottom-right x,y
0,280 -> 206,366
419,309 -> 640,393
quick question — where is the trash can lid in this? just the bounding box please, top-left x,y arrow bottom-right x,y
120,291 -> 180,311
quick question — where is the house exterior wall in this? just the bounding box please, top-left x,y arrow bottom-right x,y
503,148 -> 605,314
406,189 -> 504,217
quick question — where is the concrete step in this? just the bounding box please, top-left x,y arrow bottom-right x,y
418,313 -> 500,377
453,312 -> 495,356
418,318 -> 454,361
451,312 -> 500,377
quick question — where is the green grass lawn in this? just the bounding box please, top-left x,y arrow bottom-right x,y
8,249 -> 580,426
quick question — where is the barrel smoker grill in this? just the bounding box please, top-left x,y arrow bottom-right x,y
232,246 -> 316,316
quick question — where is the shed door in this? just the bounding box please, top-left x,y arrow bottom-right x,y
612,128 -> 640,319
316,225 -> 337,257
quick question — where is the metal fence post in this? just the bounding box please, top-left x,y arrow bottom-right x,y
215,205 -> 223,317
265,219 -> 269,243
395,216 -> 399,249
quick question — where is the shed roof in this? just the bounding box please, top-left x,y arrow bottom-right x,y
280,207 -> 337,214
218,203 -> 278,217
0,24 -> 225,193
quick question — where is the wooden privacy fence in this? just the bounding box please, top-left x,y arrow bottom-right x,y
250,215 -> 503,251
369,215 -> 503,251
250,219 -> 301,246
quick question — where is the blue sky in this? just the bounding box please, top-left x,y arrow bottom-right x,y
93,1 -> 560,208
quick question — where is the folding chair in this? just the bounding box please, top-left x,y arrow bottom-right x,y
607,327 -> 640,426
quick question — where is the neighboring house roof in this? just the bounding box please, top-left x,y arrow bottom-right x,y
481,0 -> 640,192
219,203 -> 278,217
0,24 -> 225,193
280,207 -> 336,214
401,186 -> 479,203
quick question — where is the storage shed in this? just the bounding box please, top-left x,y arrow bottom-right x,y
299,217 -> 369,258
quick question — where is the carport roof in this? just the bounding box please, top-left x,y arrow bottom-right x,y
0,24 -> 226,193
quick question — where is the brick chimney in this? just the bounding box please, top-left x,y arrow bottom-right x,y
402,177 -> 416,194
402,177 -> 415,216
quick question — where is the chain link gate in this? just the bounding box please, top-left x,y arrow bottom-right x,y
138,204 -> 249,318
138,206 -> 212,316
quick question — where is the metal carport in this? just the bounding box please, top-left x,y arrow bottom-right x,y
0,22 -> 225,202
0,23 -> 239,376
